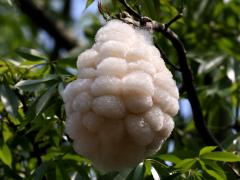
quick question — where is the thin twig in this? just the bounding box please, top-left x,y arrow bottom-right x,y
164,13 -> 183,30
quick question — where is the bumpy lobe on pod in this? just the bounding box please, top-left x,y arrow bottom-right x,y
62,20 -> 179,171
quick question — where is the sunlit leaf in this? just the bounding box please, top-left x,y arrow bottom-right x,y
86,0 -> 94,9
2,123 -> 12,142
146,158 -> 170,177
19,61 -> 47,69
175,158 -> 196,171
15,75 -> 59,92
198,56 -> 225,74
62,154 -> 86,163
16,47 -> 47,61
201,152 -> 240,162
158,154 -> 181,164
6,0 -> 13,6
0,144 -> 12,168
193,0 -> 208,20
199,146 -> 217,156
144,160 -> 152,177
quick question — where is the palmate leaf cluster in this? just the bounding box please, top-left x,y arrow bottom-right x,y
0,0 -> 240,179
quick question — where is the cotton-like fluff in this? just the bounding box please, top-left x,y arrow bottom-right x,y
62,20 -> 179,171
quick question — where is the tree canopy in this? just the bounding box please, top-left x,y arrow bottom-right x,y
0,0 -> 240,179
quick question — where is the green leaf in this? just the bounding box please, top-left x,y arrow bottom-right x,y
57,57 -> 76,67
55,161 -> 70,180
19,61 -> 47,69
221,132 -> 240,148
0,144 -> 12,168
34,161 -> 53,180
6,0 -> 13,6
76,164 -> 92,179
62,154 -> 86,162
193,0 -> 208,20
199,146 -> 218,156
16,47 -> 47,61
2,123 -> 12,142
198,56 -> 225,74
114,169 -> 132,180
131,163 -> 145,180
199,160 -> 226,180
35,123 -> 52,142
150,166 -> 161,180
141,0 -> 159,20
144,160 -> 152,177
124,162 -> 145,179
15,75 -> 59,92
36,84 -> 57,115
86,0 -> 94,8
0,84 -> 18,117
201,152 -> 240,162
158,154 -> 181,164
175,158 -> 196,171
204,160 -> 227,180
58,82 -> 64,97
147,159 -> 171,178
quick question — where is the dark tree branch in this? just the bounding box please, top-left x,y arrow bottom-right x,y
118,0 -> 223,149
50,0 -> 72,60
63,0 -> 71,21
14,0 -> 79,50
153,24 -> 223,149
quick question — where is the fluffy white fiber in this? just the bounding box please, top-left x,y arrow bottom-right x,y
62,20 -> 179,171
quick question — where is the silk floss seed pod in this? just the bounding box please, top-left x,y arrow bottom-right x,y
62,20 -> 179,171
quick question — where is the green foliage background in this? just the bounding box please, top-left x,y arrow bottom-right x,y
0,0 -> 240,179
